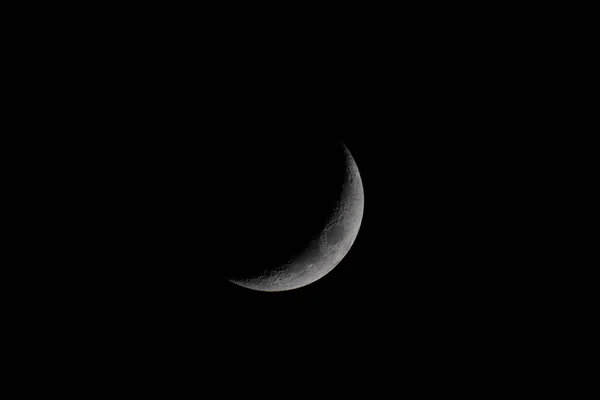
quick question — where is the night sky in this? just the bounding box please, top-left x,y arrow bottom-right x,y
6,5 -> 571,394
26,24 -> 537,389
63,103 -> 510,340
31,66 -> 524,383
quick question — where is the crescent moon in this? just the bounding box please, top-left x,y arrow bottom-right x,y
228,141 -> 364,292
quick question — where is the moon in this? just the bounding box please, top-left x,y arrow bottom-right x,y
225,140 -> 364,292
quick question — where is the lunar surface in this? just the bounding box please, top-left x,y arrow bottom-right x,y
226,140 -> 364,292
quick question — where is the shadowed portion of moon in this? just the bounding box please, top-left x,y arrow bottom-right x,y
220,139 -> 364,292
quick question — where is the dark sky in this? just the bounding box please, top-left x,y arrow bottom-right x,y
66,100 -> 513,345
190,126 -> 522,344
31,26 -> 538,386
11,8 -> 568,392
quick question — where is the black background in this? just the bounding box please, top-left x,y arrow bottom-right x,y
15,13 -> 552,389
54,97 -> 519,360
